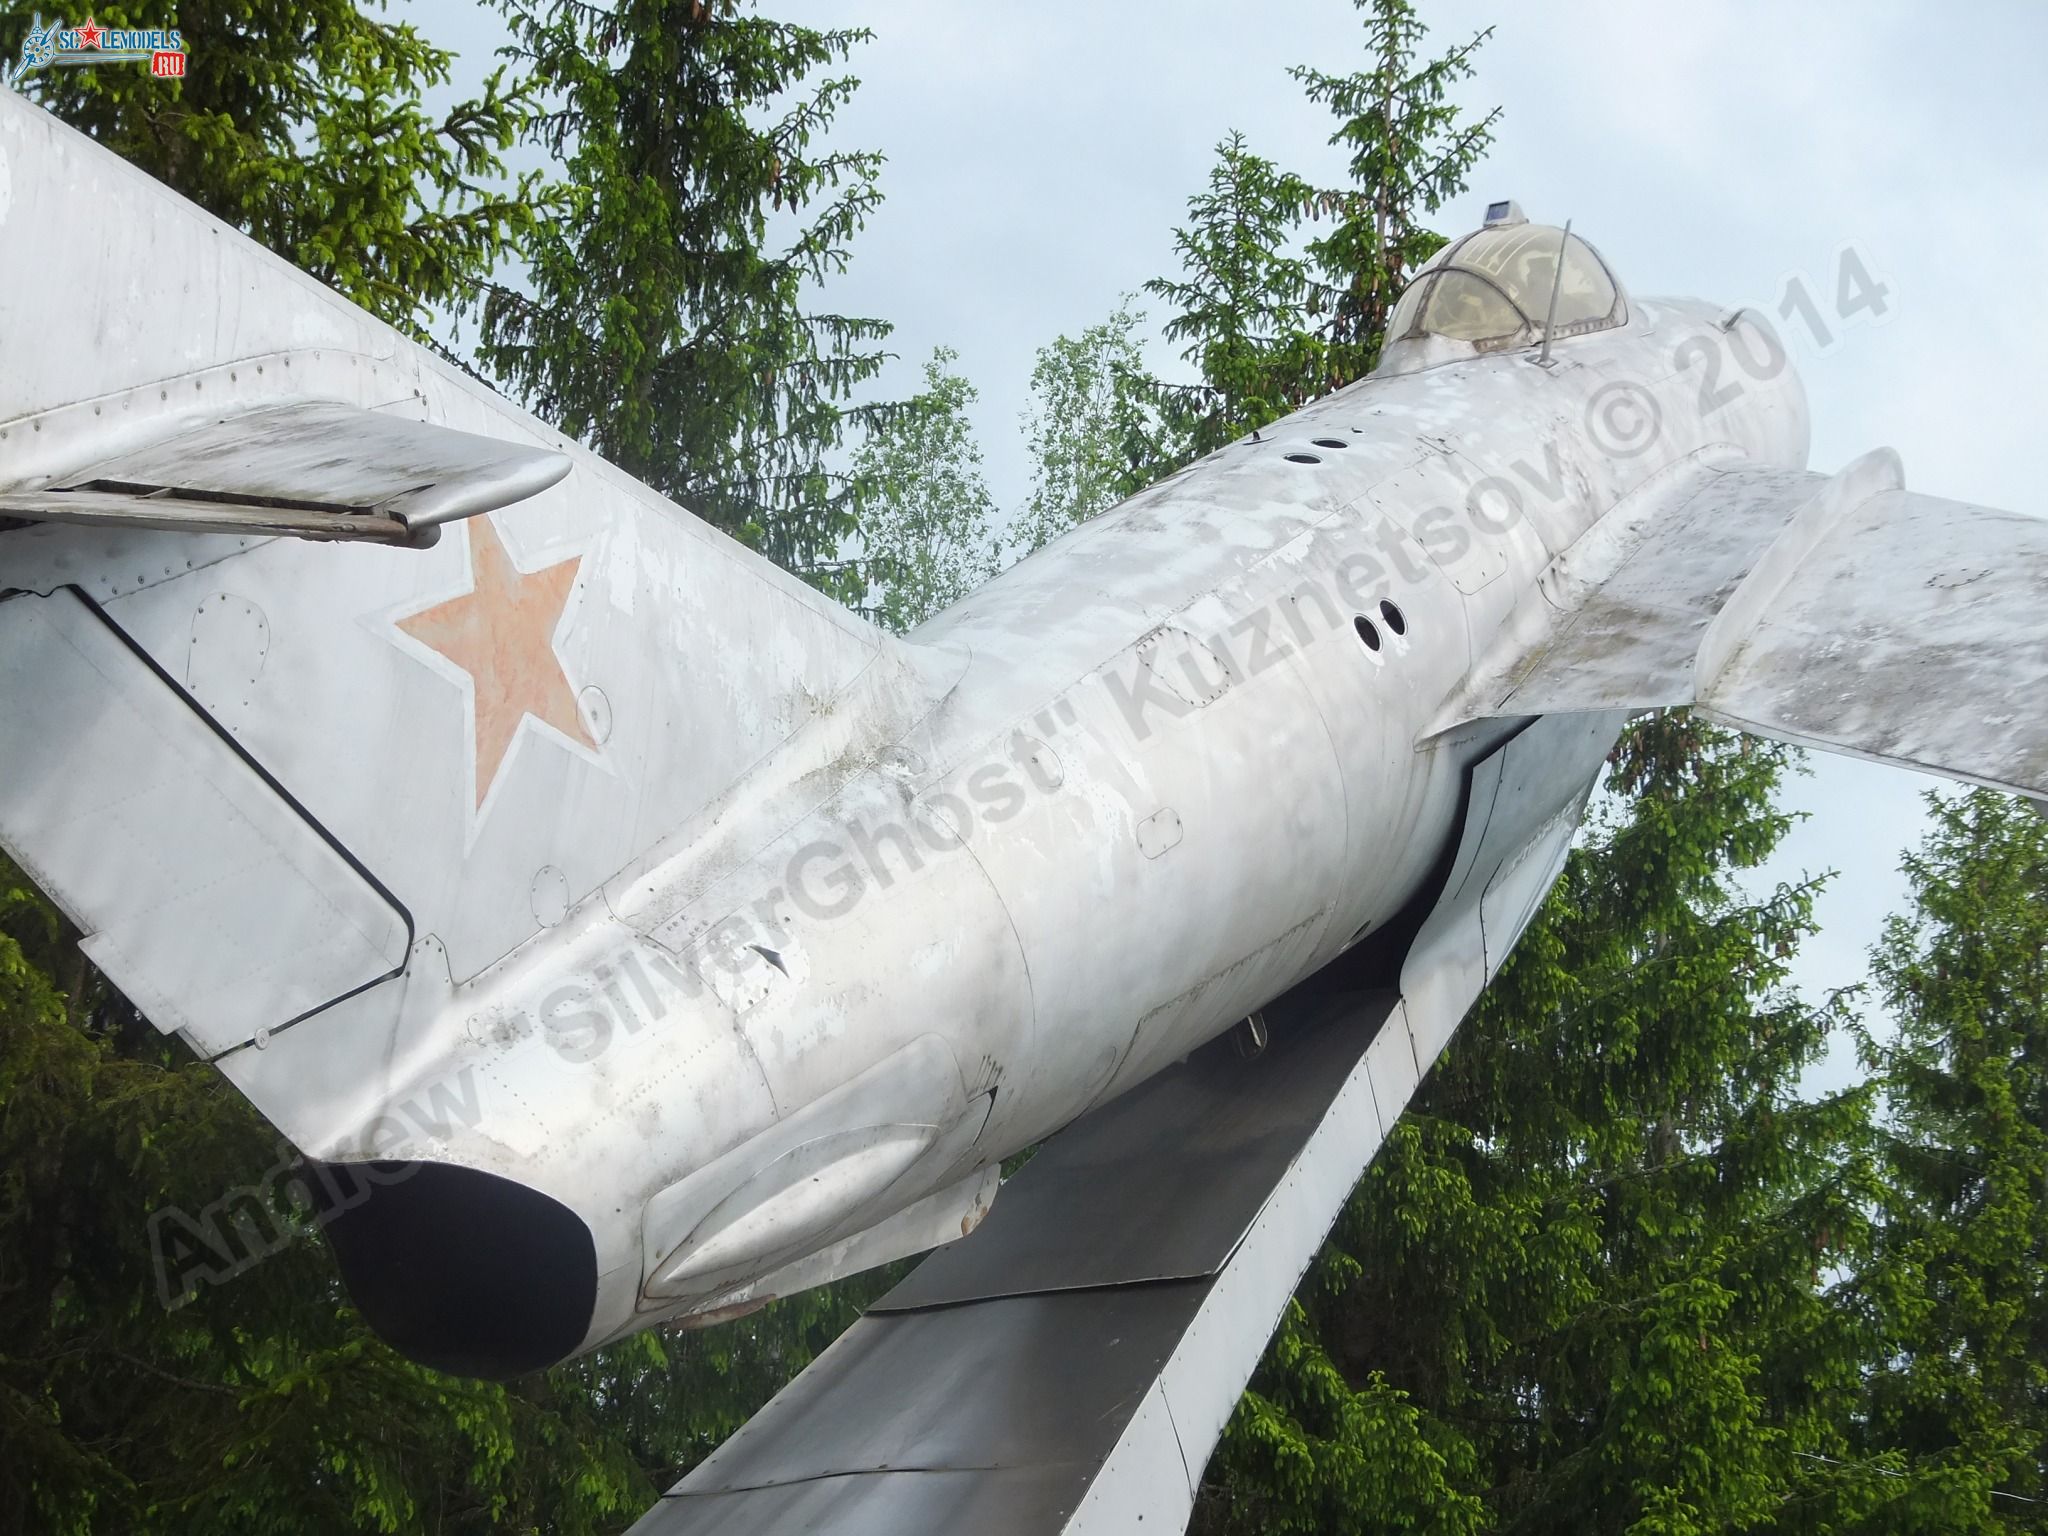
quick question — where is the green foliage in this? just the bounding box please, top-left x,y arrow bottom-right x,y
1016,297 -> 1155,554
479,0 -> 894,594
851,346 -> 999,631
1291,0 -> 1498,378
1142,0 -> 1498,464
1210,1303 -> 1488,1535
0,0 -> 545,344
1850,790 -> 2048,1529
1144,134 -> 1330,461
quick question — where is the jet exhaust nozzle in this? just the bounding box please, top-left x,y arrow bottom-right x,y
310,1160 -> 598,1379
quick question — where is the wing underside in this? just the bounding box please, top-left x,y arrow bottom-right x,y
1701,483 -> 2048,794
631,986 -> 1417,1536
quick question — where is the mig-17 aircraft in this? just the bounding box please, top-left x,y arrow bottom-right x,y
1,88 -> 2042,1534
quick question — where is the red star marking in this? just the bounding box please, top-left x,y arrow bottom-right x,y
396,518 -> 595,809
74,17 -> 102,47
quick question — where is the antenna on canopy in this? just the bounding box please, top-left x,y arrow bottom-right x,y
1537,219 -> 1572,366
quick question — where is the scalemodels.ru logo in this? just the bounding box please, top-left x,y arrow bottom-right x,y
6,14 -> 187,88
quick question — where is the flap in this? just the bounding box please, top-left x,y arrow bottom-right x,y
0,401 -> 570,546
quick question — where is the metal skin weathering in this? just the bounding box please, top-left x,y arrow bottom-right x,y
3,92 -> 2046,1530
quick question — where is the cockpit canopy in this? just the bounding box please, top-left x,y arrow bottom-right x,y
1376,204 -> 1627,375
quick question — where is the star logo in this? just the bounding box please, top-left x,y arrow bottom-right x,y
74,17 -> 102,47
394,518 -> 597,811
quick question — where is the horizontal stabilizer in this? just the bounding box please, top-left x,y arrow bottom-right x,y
0,402 -> 571,546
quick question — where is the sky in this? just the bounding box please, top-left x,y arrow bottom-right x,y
412,0 -> 2048,1067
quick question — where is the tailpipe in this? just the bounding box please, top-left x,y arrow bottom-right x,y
310,1160 -> 598,1379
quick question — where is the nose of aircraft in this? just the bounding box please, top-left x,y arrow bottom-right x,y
311,1159 -> 598,1378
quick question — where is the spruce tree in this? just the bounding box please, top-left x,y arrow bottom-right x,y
1142,0 -> 1498,466
0,0 -> 544,343
479,0 -> 894,593
1852,791 -> 2048,1530
1292,0 -> 1498,381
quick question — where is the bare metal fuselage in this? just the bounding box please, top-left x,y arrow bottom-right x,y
278,297 -> 1806,1370
0,92 -> 1825,1377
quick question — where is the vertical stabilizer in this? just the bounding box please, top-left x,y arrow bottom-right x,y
0,90 -> 901,1093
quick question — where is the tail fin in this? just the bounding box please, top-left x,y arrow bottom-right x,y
0,91 -> 892,1075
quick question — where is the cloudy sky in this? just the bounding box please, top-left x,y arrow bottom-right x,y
418,0 -> 2047,1057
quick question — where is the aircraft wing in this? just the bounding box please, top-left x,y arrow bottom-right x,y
1448,449 -> 2048,801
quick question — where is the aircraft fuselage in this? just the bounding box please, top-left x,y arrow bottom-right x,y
300,292 -> 1808,1369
